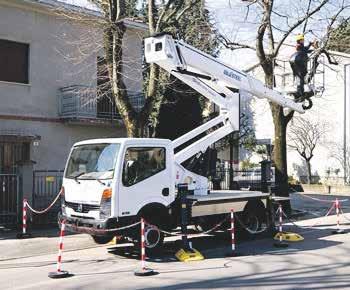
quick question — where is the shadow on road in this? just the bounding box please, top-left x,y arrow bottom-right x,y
106,225 -> 344,264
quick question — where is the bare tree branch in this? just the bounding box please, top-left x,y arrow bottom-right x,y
218,34 -> 256,51
273,0 -> 329,57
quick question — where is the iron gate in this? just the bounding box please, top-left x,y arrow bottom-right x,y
0,174 -> 19,226
33,170 -> 63,225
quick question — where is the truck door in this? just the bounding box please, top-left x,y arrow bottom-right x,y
118,146 -> 172,217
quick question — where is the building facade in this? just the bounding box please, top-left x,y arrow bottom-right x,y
0,0 -> 146,225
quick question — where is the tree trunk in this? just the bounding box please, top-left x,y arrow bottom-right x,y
271,105 -> 288,195
306,159 -> 312,184
265,66 -> 292,212
124,117 -> 148,138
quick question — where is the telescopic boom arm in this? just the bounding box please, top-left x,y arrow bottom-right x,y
144,34 -> 304,164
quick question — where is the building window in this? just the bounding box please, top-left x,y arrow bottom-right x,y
0,39 -> 29,84
122,147 -> 166,186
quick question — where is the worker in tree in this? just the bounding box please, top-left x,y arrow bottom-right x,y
289,34 -> 317,100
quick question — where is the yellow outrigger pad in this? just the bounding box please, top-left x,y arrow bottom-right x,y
274,232 -> 304,242
108,236 -> 117,245
175,248 -> 204,262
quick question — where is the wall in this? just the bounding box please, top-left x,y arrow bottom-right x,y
0,119 -> 123,170
0,1 -> 148,170
0,2 -> 97,117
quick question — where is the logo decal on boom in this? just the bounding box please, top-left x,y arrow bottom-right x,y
224,69 -> 241,82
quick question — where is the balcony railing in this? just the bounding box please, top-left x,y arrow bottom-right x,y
58,86 -> 145,122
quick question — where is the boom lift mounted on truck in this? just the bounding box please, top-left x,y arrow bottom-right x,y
59,34 -> 304,252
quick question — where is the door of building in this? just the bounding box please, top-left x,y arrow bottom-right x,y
0,142 -> 28,226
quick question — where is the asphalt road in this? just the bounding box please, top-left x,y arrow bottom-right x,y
1,193 -> 350,289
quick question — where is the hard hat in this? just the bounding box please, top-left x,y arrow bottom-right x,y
296,34 -> 304,41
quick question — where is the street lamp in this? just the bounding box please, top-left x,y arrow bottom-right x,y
344,64 -> 350,184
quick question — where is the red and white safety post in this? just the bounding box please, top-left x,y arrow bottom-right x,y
278,205 -> 283,243
48,220 -> 70,279
226,209 -> 240,257
23,199 -> 27,235
16,198 -> 31,239
332,198 -> 346,234
273,204 -> 288,248
134,218 -> 156,276
141,218 -> 146,270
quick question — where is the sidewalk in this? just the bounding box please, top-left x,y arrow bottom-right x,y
0,228 -> 99,261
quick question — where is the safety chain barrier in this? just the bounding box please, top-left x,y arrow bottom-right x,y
278,197 -> 349,234
147,211 -> 268,237
296,192 -> 349,204
26,189 -> 63,214
281,202 -> 335,230
18,190 -> 63,238
66,221 -> 141,233
148,216 -> 230,238
340,208 -> 350,223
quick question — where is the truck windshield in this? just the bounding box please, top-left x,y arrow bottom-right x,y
65,143 -> 120,180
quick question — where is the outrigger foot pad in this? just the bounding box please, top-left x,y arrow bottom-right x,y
175,248 -> 204,262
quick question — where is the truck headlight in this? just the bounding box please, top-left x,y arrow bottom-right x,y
100,188 -> 112,220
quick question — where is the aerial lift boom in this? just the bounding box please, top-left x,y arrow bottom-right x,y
144,34 -> 304,194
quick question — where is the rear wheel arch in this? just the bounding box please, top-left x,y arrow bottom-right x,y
137,202 -> 170,227
243,200 -> 266,213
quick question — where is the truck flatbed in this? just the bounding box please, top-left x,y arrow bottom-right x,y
188,190 -> 270,217
188,190 -> 269,202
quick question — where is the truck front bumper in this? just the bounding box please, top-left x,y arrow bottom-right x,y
59,212 -> 117,236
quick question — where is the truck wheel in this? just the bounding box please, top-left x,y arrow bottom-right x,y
91,235 -> 113,244
241,202 -> 266,236
145,224 -> 164,253
135,224 -> 164,256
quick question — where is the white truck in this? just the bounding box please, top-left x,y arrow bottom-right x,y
59,34 -> 304,251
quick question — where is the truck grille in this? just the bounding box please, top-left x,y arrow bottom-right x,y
65,201 -> 100,213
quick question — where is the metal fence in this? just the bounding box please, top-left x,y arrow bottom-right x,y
59,86 -> 98,119
209,169 -> 268,191
0,174 -> 19,226
32,170 -> 63,225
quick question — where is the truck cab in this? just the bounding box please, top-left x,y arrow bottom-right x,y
61,138 -> 175,237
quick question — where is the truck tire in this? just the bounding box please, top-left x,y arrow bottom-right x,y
91,235 -> 113,244
134,223 -> 165,256
241,201 -> 266,237
136,204 -> 169,255
145,224 -> 165,253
